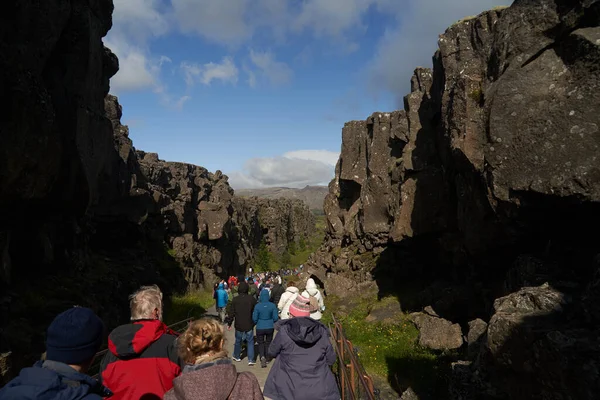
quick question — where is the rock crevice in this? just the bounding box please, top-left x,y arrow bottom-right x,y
0,2 -> 313,381
308,1 -> 600,398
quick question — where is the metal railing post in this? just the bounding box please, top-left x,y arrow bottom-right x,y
330,315 -> 376,400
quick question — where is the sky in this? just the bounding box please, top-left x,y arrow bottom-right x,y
107,0 -> 512,189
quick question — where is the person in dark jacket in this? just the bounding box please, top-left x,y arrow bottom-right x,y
253,289 -> 279,368
100,285 -> 183,400
246,277 -> 257,299
270,278 -> 285,307
0,307 -> 112,400
264,295 -> 339,400
225,281 -> 257,365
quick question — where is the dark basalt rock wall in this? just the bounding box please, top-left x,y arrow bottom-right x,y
307,0 -> 600,398
0,1 -> 313,383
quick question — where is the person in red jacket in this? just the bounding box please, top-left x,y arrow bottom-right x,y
100,285 -> 183,399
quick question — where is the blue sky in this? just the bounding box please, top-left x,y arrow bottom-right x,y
107,0 -> 511,189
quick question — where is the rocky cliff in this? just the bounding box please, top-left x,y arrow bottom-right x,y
0,1 -> 313,383
236,186 -> 329,213
307,0 -> 600,398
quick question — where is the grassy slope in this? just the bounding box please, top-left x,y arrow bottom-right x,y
164,290 -> 216,326
322,292 -> 451,398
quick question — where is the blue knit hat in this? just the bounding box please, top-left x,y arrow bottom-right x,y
46,307 -> 105,365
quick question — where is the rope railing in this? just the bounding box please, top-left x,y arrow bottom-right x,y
330,315 -> 378,400
88,317 -> 193,379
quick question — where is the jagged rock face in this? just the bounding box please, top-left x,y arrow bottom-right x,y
134,150 -> 315,289
309,0 -> 600,398
252,197 -> 316,255
324,67 -> 450,249
314,0 -> 600,274
0,2 -> 314,383
0,0 -> 117,219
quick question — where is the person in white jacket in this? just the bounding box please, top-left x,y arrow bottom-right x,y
277,281 -> 299,320
302,278 -> 325,320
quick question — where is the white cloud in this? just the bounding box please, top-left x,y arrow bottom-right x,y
247,49 -> 293,86
283,150 -> 339,166
106,0 -> 513,106
181,57 -> 239,87
292,0 -> 372,38
106,38 -> 168,92
108,44 -> 155,91
246,69 -> 258,88
107,0 -> 172,96
112,0 -> 169,42
171,0 -> 251,46
227,149 -> 339,189
168,0 -> 383,49
174,95 -> 192,110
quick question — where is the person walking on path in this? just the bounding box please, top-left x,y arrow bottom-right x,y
253,289 -> 279,368
247,277 -> 258,299
225,281 -> 258,366
270,277 -> 285,307
277,280 -> 299,320
100,285 -> 183,400
164,318 -> 263,400
215,283 -> 229,322
0,307 -> 112,400
301,278 -> 325,320
263,295 -> 339,400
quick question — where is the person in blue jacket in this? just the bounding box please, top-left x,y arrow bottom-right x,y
215,282 -> 229,323
0,306 -> 113,400
252,289 -> 279,368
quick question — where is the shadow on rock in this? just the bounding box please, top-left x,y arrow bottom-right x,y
386,353 -> 454,400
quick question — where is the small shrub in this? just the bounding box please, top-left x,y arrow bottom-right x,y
254,240 -> 272,272
288,241 -> 297,255
468,87 -> 484,104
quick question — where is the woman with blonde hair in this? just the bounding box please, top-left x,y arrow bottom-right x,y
164,318 -> 263,400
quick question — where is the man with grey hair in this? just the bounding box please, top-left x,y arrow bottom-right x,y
99,285 -> 183,400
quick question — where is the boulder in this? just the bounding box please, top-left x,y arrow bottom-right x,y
0,352 -> 11,386
399,387 -> 419,400
410,308 -> 464,351
466,318 -> 488,360
487,283 -> 569,370
482,283 -> 600,399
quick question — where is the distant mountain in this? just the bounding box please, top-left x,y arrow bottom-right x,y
235,185 -> 329,213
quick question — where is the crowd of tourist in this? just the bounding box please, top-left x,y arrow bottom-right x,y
0,275 -> 339,400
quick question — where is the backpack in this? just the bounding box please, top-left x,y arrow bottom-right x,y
308,293 -> 319,313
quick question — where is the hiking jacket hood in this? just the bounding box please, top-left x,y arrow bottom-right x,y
164,359 -> 263,400
215,284 -> 229,308
100,320 -> 182,400
264,318 -> 339,400
277,286 -> 299,320
0,360 -> 112,400
253,289 -> 279,330
301,279 -> 324,320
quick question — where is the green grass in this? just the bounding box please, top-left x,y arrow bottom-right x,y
164,290 -> 215,325
323,293 -> 451,397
